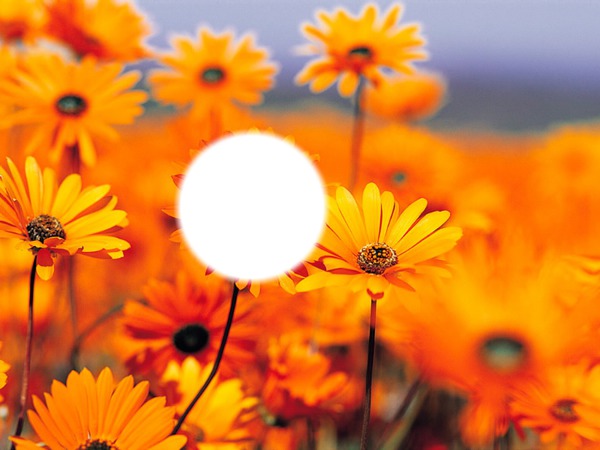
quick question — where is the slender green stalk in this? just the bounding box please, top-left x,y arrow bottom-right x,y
349,76 -> 366,191
69,303 -> 124,370
12,256 -> 37,447
359,299 -> 377,450
171,282 -> 239,435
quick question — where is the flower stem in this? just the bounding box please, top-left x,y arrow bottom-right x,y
359,299 -> 377,450
12,256 -> 37,446
307,417 -> 316,450
171,282 -> 239,435
69,303 -> 124,370
349,76 -> 366,191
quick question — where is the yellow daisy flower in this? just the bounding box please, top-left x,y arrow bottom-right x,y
296,3 -> 427,97
0,157 -> 130,280
10,367 -> 187,450
149,27 -> 278,120
296,183 -> 462,299
161,357 -> 258,448
0,52 -> 147,167
44,0 -> 151,62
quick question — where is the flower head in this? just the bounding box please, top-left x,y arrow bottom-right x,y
149,27 -> 278,119
0,157 -> 130,279
296,183 -> 462,299
511,362 -> 600,447
44,0 -> 151,61
296,3 -> 427,97
122,270 -> 258,378
0,52 -> 147,167
161,358 -> 258,448
10,367 -> 187,450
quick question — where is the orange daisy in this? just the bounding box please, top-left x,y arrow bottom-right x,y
0,52 -> 147,167
10,367 -> 187,450
149,27 -> 278,120
296,3 -> 427,97
44,0 -> 151,62
296,182 -> 462,299
121,270 -> 259,379
363,71 -> 446,121
511,362 -> 600,448
0,157 -> 130,280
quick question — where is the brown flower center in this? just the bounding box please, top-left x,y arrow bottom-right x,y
26,214 -> 66,243
173,323 -> 210,354
550,399 -> 579,423
77,440 -> 118,450
357,242 -> 398,275
480,336 -> 527,373
55,94 -> 88,117
200,66 -> 225,84
348,45 -> 373,59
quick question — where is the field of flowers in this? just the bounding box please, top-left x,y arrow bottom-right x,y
1,1 -> 600,449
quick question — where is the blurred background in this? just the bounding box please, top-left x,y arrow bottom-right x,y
139,0 -> 600,131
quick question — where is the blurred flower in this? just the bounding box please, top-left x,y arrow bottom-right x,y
296,3 -> 426,97
511,362 -> 600,448
0,157 -> 130,279
363,72 -> 446,121
149,27 -> 277,121
162,357 -> 258,449
10,367 -> 187,449
261,334 -> 357,422
44,0 -> 151,61
296,183 -> 462,299
122,270 -> 258,379
0,344 -> 8,404
0,0 -> 45,43
0,52 -> 147,167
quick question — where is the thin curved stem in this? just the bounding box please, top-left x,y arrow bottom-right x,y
349,76 -> 366,191
171,282 -> 239,435
69,303 -> 124,370
12,256 -> 37,446
359,299 -> 377,450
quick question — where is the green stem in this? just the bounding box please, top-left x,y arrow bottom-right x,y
171,282 -> 239,435
349,76 -> 366,191
12,256 -> 37,446
359,299 -> 377,450
69,303 -> 124,370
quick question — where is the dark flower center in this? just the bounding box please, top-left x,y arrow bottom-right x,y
200,67 -> 225,84
77,440 -> 117,450
173,324 -> 210,354
392,172 -> 407,184
550,399 -> 579,423
357,242 -> 398,275
26,214 -> 66,242
348,45 -> 373,59
480,336 -> 527,373
55,94 -> 88,117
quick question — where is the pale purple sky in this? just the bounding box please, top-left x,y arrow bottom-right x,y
137,0 -> 600,130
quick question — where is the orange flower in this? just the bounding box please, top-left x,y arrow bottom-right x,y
511,361 -> 600,448
296,183 -> 462,299
149,28 -> 278,120
121,270 -> 259,378
261,334 -> 357,422
0,0 -> 45,43
44,0 -> 151,61
0,52 -> 147,167
10,367 -> 187,449
0,157 -> 130,280
296,3 -> 426,97
363,72 -> 446,121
